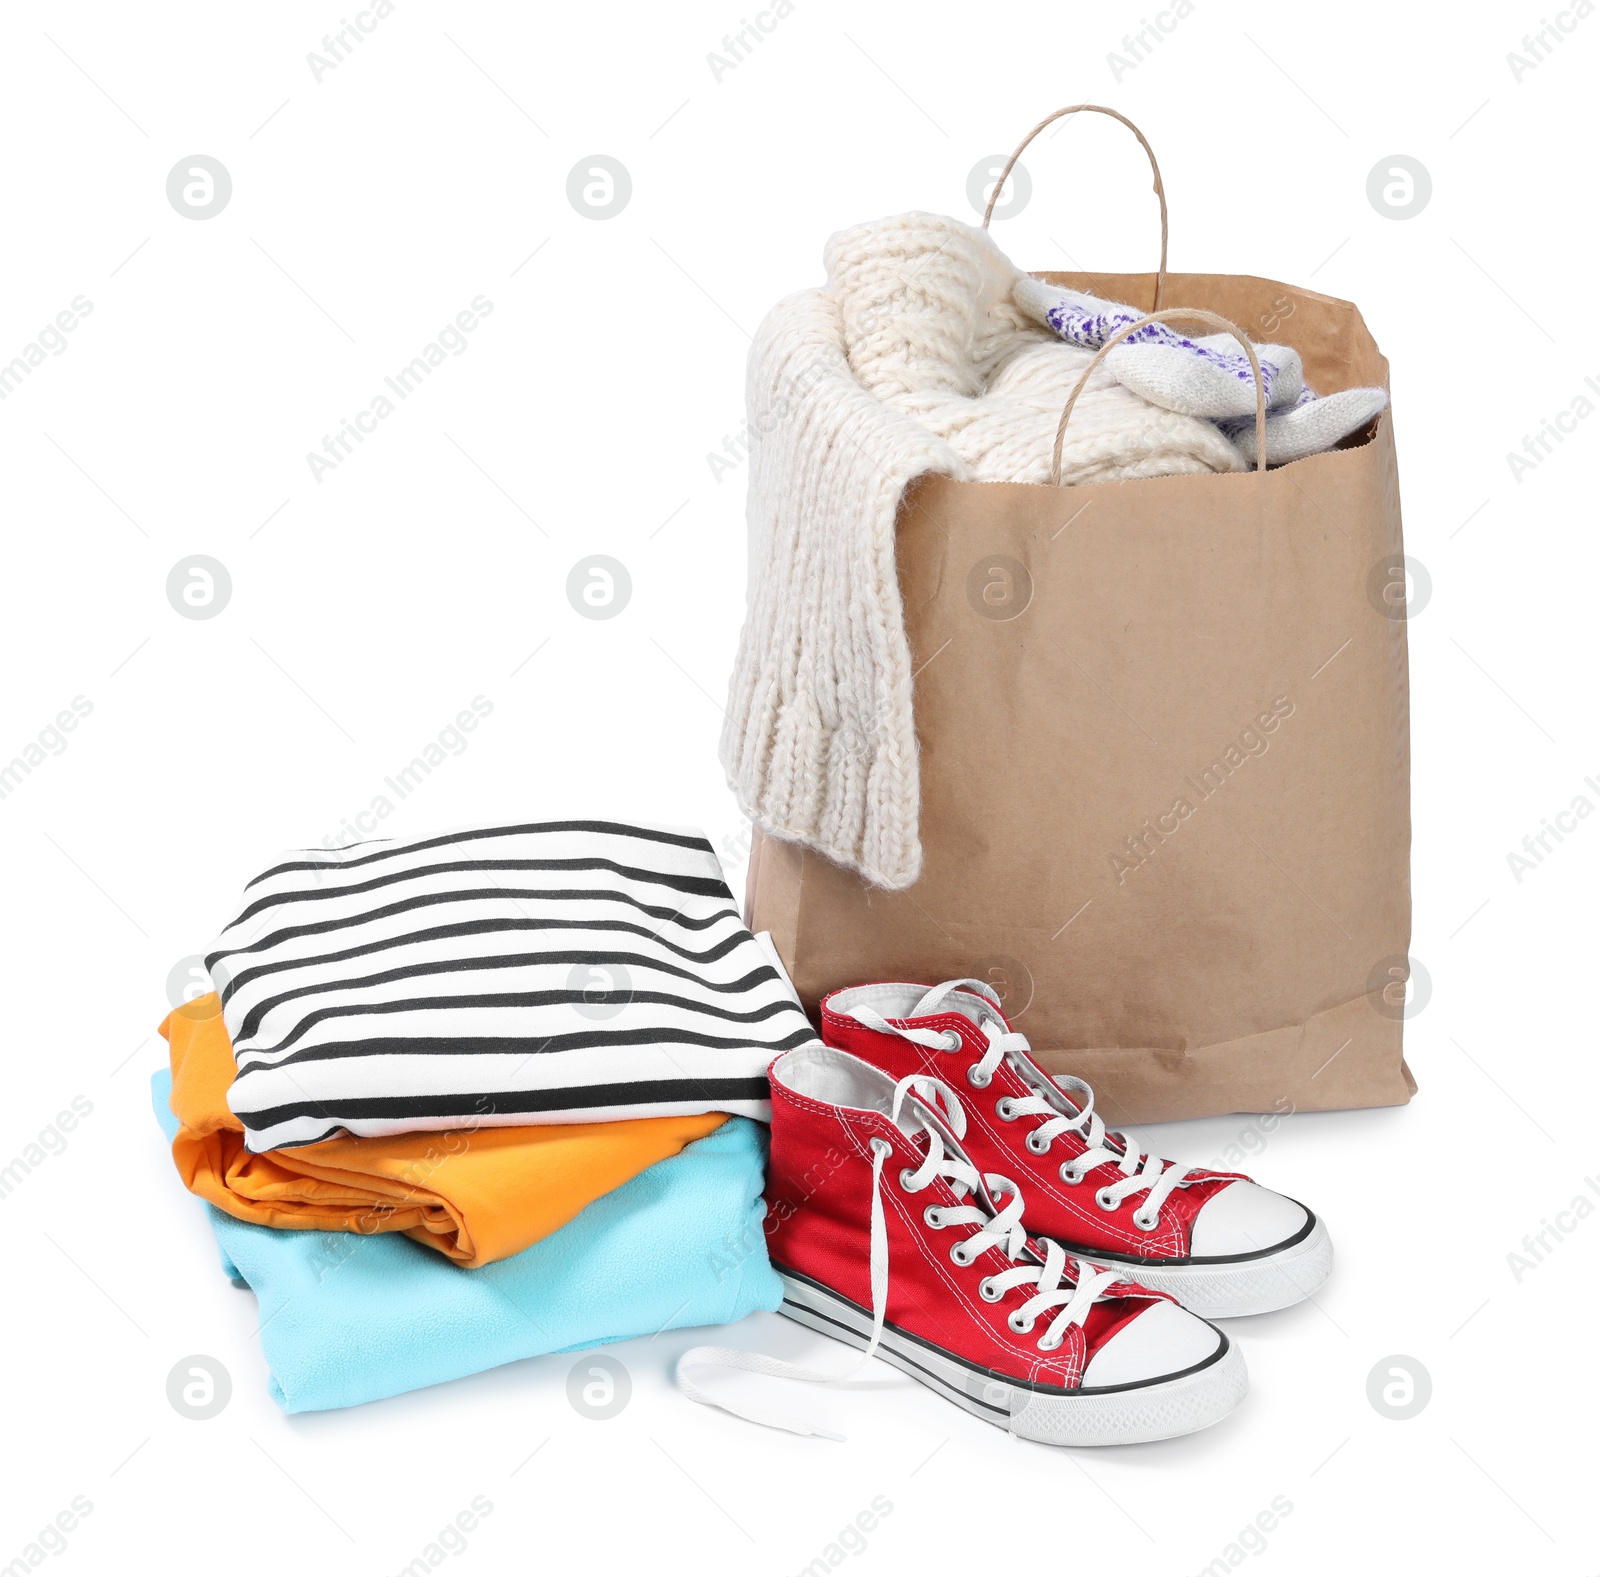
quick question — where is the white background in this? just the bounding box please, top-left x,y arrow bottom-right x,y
2,1 -> 1594,1572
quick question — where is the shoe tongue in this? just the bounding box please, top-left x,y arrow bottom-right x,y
909,978 -> 1002,1024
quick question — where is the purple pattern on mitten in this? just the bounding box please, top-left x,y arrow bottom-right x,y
1042,298 -> 1285,405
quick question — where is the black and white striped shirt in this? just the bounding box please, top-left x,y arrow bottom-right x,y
206,820 -> 816,1151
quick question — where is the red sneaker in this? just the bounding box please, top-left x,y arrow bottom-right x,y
677,1043 -> 1245,1445
821,979 -> 1332,1318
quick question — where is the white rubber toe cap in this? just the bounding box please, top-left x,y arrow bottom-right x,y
1081,1299 -> 1224,1388
1189,1181 -> 1310,1259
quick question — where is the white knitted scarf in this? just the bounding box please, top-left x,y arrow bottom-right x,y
719,213 -> 1254,891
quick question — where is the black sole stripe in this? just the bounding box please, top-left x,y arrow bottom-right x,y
226,856 -> 733,929
777,1262 -> 1233,1397
249,821 -> 716,887
207,890 -> 742,995
780,1298 -> 1010,1418
236,1074 -> 774,1141
232,1022 -> 819,1079
243,981 -> 798,1059
230,926 -> 754,1041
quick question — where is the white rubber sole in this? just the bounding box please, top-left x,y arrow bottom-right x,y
1078,1213 -> 1333,1320
776,1268 -> 1247,1447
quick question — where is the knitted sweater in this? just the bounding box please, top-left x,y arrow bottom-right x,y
720,214 -> 1245,890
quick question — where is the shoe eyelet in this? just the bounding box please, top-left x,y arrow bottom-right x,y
967,1066 -> 992,1089
995,1098 -> 1017,1121
1006,1310 -> 1035,1335
941,1031 -> 963,1051
950,1241 -> 975,1266
978,1277 -> 1001,1302
1095,1188 -> 1119,1212
1025,1131 -> 1050,1155
1133,1210 -> 1158,1232
899,1167 -> 920,1191
1059,1163 -> 1084,1186
923,1205 -> 943,1228
1036,1333 -> 1063,1352
869,1138 -> 891,1159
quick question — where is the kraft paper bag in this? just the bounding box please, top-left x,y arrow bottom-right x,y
747,267 -> 1414,1124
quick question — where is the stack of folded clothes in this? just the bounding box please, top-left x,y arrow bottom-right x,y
154,819 -> 812,1412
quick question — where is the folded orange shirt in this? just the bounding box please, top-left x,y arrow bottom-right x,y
160,994 -> 727,1269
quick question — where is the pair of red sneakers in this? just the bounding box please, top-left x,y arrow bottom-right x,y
681,977 -> 1330,1446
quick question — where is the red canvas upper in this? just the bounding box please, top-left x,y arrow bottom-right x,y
819,987 -> 1248,1262
764,1051 -> 1173,1389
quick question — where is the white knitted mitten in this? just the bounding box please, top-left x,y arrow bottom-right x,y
1013,275 -> 1303,417
1015,274 -> 1388,462
1221,384 -> 1389,466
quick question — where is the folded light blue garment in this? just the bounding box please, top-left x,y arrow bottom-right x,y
152,1071 -> 780,1412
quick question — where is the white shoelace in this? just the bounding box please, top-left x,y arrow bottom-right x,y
675,1072 -> 1121,1439
847,979 -> 1194,1233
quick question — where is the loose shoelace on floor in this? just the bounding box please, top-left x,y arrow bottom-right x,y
675,1072 -> 1121,1439
847,979 -> 1194,1232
